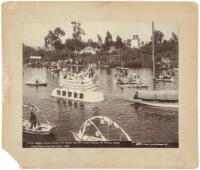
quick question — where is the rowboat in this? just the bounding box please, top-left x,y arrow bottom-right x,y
73,116 -> 132,141
23,120 -> 56,135
26,81 -> 47,86
115,67 -> 140,84
23,103 -> 56,135
26,77 -> 47,86
26,56 -> 47,86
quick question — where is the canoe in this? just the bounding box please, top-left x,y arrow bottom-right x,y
23,120 -> 56,135
26,77 -> 47,86
132,99 -> 178,109
26,82 -> 47,86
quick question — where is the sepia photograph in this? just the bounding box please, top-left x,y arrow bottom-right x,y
3,1 -> 198,168
22,21 -> 179,148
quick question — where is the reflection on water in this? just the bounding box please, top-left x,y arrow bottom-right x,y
23,66 -> 178,144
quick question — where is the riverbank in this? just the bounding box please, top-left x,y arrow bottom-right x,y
23,43 -> 178,70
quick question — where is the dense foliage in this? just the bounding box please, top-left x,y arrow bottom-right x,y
23,22 -> 178,69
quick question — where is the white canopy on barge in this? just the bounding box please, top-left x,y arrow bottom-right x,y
137,90 -> 178,101
132,90 -> 178,109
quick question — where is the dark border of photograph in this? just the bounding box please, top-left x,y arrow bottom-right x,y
23,141 -> 178,148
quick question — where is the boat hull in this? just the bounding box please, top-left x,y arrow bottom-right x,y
23,120 -> 56,135
118,83 -> 148,88
23,129 -> 53,135
26,82 -> 47,86
51,88 -> 104,103
155,78 -> 174,82
72,132 -> 105,141
132,99 -> 178,109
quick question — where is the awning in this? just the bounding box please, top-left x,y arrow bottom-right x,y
30,56 -> 41,59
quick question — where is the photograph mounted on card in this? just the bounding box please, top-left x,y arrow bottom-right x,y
2,1 -> 198,168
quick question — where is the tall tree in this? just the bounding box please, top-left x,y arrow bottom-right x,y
115,35 -> 124,49
152,30 -> 164,44
170,32 -> 178,44
71,21 -> 85,52
65,38 -> 76,51
97,34 -> 102,46
44,27 -> 65,50
170,32 -> 179,53
104,31 -> 113,50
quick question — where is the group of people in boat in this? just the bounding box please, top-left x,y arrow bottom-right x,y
158,70 -> 174,80
23,103 -> 57,135
115,68 -> 140,84
61,65 -> 96,80
115,68 -> 128,78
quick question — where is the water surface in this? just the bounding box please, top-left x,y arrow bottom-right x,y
23,66 -> 178,145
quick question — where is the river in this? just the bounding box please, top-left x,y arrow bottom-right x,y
23,66 -> 178,146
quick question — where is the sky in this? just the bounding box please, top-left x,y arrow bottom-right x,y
23,21 -> 178,47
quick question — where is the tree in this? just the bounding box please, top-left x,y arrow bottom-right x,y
65,38 -> 76,51
97,34 -> 102,46
152,30 -> 164,44
170,32 -> 178,53
44,27 -> 65,50
71,21 -> 85,52
170,32 -> 178,44
115,35 -> 124,49
104,31 -> 113,50
23,44 -> 37,63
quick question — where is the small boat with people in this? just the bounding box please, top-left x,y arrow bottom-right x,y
73,116 -> 132,141
23,119 -> 56,135
50,67 -> 60,76
23,103 -> 56,135
150,22 -> 176,83
26,56 -> 47,86
155,72 -> 174,82
114,67 -> 148,88
132,90 -> 178,109
26,77 -> 47,86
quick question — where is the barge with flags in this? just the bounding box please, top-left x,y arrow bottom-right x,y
51,65 -> 104,103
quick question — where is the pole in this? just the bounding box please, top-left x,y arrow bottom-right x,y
109,53 -> 111,65
152,22 -> 155,79
120,49 -> 123,67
